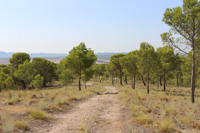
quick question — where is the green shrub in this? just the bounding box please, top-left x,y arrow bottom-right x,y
137,113 -> 153,125
27,108 -> 49,120
32,74 -> 44,89
15,120 -> 29,130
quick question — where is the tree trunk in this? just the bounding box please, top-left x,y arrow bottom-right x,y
132,74 -> 135,89
164,69 -> 166,91
112,76 -> 114,85
79,71 -> 81,91
177,73 -> 179,87
85,81 -> 87,89
22,80 -> 26,90
141,75 -> 146,86
120,70 -> 123,85
191,43 -> 195,103
43,79 -> 47,87
125,75 -> 127,84
160,77 -> 162,86
147,71 -> 149,94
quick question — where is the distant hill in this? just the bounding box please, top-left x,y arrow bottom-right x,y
0,51 -> 68,58
96,52 -> 127,60
0,51 -> 14,58
0,51 -> 127,64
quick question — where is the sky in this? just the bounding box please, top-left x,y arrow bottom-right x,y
0,0 -> 183,54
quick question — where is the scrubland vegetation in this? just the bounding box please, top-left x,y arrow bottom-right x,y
0,82 -> 104,132
118,82 -> 200,132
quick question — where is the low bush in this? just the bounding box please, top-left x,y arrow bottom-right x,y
27,108 -> 49,120
15,119 -> 29,130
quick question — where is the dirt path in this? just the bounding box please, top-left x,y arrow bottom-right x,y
35,86 -> 129,133
89,86 -> 129,133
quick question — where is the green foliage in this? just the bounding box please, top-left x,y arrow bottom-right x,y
82,68 -> 94,88
172,54 -> 182,78
161,0 -> 200,47
181,55 -> 191,86
5,77 -> 15,90
0,65 -> 11,75
110,54 -> 125,85
93,64 -> 106,81
0,72 -> 8,90
161,0 -> 200,102
150,53 -> 162,85
105,63 -> 116,77
9,53 -> 30,70
137,42 -> 156,75
14,60 -> 36,89
137,42 -> 156,93
156,46 -> 175,90
65,43 -> 97,90
56,59 -> 67,76
110,54 -> 125,73
157,46 -> 174,71
120,51 -> 138,88
181,53 -> 200,87
33,74 -> 44,89
32,58 -> 57,86
120,51 -> 138,76
59,69 -> 72,86
66,43 -> 97,73
105,63 -> 117,85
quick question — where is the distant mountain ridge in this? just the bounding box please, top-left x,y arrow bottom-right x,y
0,51 -> 127,60
96,52 -> 127,60
0,51 -> 127,64
0,51 -> 68,58
0,51 -> 14,58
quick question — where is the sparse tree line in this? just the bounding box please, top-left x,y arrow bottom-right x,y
0,42 -> 195,101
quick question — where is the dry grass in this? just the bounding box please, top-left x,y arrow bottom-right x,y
15,119 -> 29,130
27,108 -> 49,120
0,81 -> 105,132
136,113 -> 153,125
157,118 -> 173,133
1,111 -> 15,133
118,81 -> 200,132
38,101 -> 48,110
78,125 -> 90,133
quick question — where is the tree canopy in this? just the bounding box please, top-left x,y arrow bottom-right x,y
65,42 -> 97,90
161,0 -> 200,103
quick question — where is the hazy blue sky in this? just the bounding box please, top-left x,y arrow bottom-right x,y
0,0 -> 182,53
